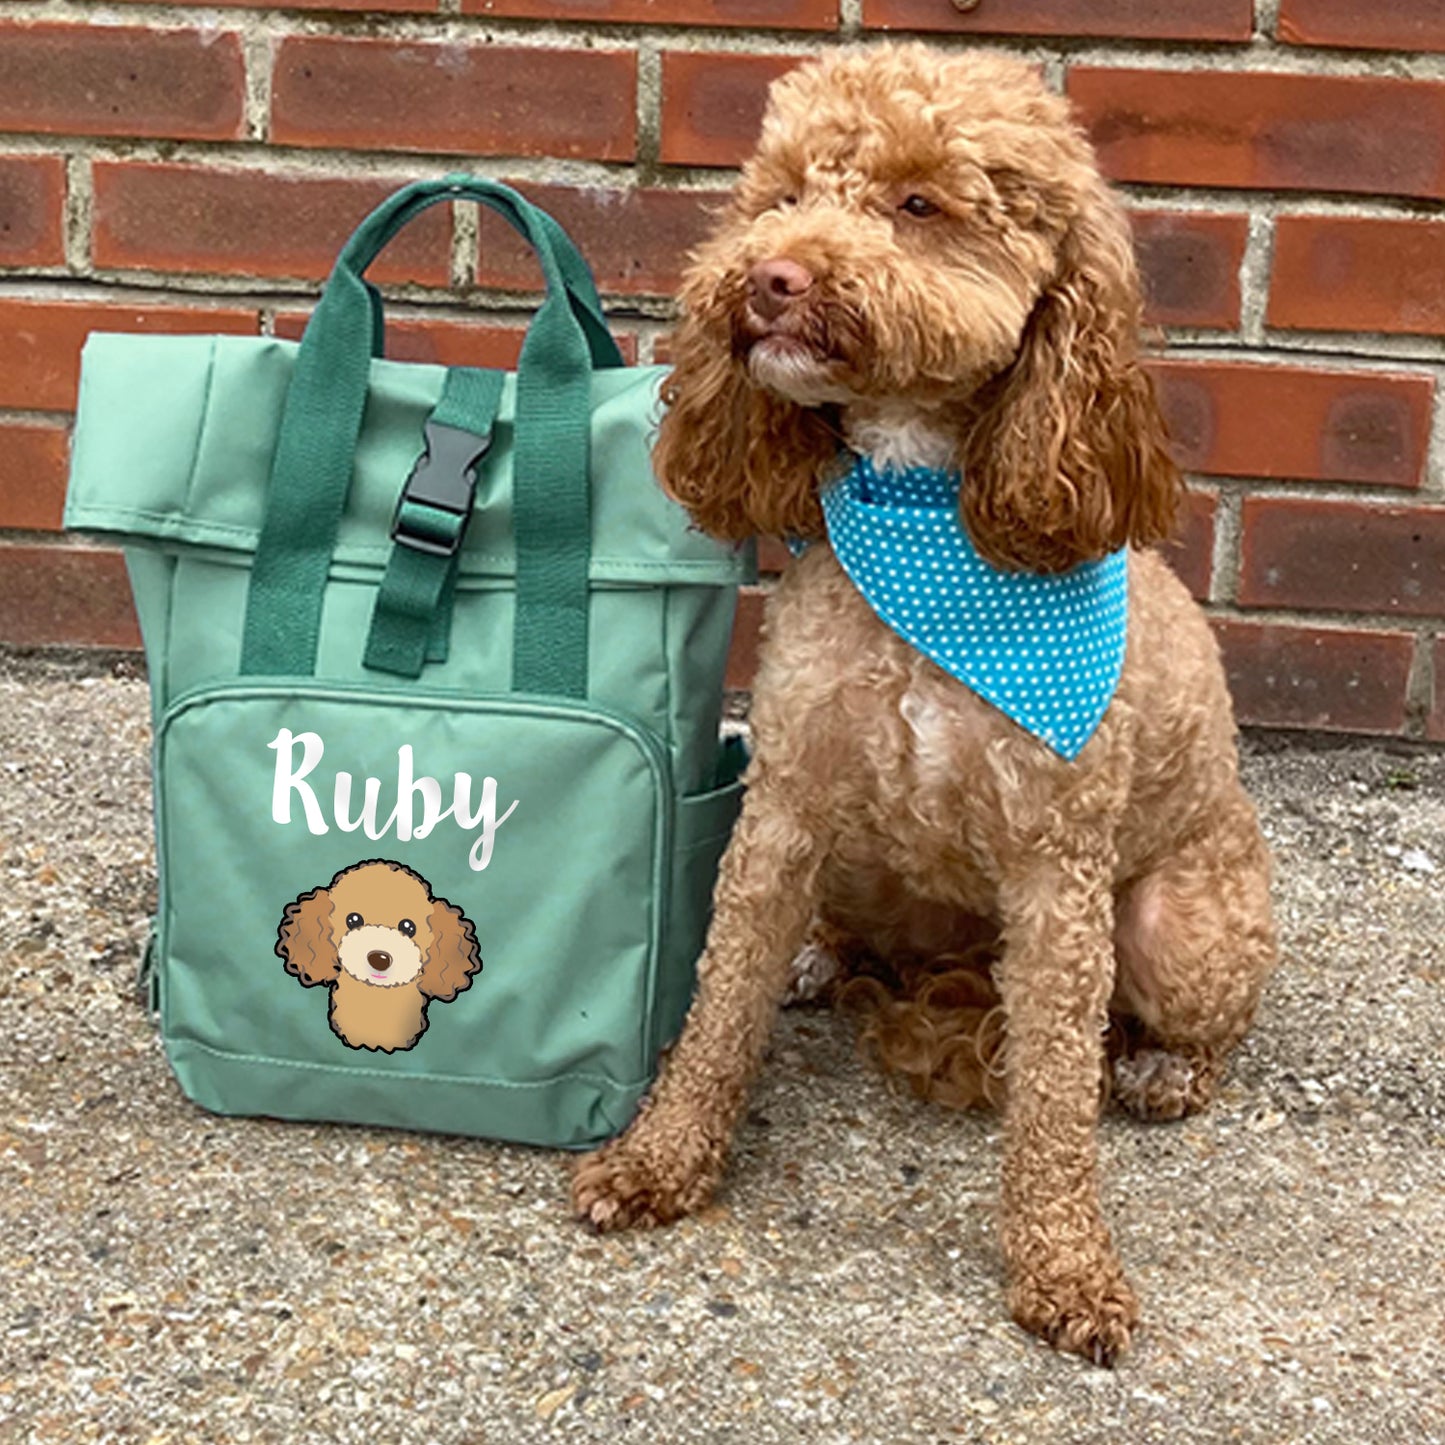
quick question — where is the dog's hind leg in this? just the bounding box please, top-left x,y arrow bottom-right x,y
572,776 -> 827,1231
1110,801 -> 1276,1122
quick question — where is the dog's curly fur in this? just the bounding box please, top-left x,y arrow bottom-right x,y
277,859 -> 481,1053
572,44 -> 1277,1365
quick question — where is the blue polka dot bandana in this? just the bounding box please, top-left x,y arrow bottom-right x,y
818,455 -> 1128,761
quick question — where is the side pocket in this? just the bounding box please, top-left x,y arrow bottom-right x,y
656,736 -> 748,1053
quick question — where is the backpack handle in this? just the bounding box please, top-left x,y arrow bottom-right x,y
341,177 -> 623,371
240,176 -> 611,698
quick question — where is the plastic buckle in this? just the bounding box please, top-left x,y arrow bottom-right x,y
392,420 -> 492,558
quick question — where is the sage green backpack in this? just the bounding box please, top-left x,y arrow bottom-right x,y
64,176 -> 748,1149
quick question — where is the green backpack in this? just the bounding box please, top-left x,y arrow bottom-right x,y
64,176 -> 749,1149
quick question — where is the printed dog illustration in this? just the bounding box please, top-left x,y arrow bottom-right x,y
277,859 -> 482,1052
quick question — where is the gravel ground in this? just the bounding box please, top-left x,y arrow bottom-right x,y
2,650 -> 1443,1445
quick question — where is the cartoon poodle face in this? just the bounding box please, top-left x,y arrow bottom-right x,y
276,859 -> 482,1053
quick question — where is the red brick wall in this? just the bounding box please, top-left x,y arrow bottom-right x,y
1,1 -> 1442,740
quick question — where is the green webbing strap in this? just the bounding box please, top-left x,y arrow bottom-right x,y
240,177 -> 615,691
512,317 -> 591,700
362,367 -> 504,678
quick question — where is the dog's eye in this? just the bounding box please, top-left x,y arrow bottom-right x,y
398,919 -> 416,938
345,912 -> 364,930
777,194 -> 799,209
900,194 -> 941,219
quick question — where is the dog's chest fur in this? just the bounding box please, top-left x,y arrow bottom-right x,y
749,535 -> 1237,939
330,974 -> 428,1052
754,549 -> 1007,904
748,543 -> 1147,929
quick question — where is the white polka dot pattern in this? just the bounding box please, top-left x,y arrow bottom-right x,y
819,455 -> 1129,761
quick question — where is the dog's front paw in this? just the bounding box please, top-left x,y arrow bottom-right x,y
572,1132 -> 720,1233
1007,1261 -> 1140,1367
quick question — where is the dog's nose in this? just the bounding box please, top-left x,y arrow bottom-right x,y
367,950 -> 392,971
748,258 -> 813,321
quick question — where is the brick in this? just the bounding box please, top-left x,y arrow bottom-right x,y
1279,0 -> 1445,55
1152,360 -> 1433,489
660,84 -> 1250,319
276,311 -> 526,369
661,53 -> 801,168
0,423 -> 69,532
1212,619 -> 1413,734
757,537 -> 792,575
272,38 -> 636,162
463,0 -> 837,24
716,501 -> 1211,594
731,575 -> 1416,732
0,157 -> 65,268
0,23 -> 244,142
1268,217 -> 1445,337
113,0 -> 435,8
733,509 -> 1217,672
725,586 -> 766,690
1131,212 -> 1246,330
478,184 -> 725,297
276,311 -> 637,368
0,545 -> 140,649
1162,490 -> 1215,602
1238,497 -> 1445,619
1069,68 -> 1445,202
93,164 -> 452,287
0,298 -> 259,414
864,0 -> 1250,40
755,505 -> 1215,593
381,318 -> 530,368
1429,638 -> 1445,743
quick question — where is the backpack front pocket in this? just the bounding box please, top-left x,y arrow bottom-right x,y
153,682 -> 672,1147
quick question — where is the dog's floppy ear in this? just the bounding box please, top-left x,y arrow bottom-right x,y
960,182 -> 1181,574
653,274 -> 837,543
277,886 -> 340,985
417,898 -> 481,1002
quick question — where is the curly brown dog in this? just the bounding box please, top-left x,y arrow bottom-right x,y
277,859 -> 482,1053
572,44 -> 1277,1364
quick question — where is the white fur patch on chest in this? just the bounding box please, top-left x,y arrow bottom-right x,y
896,661 -> 1001,803
899,682 -> 954,786
844,408 -> 956,473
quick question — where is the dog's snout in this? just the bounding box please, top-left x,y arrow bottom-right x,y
748,258 -> 813,321
366,950 -> 392,972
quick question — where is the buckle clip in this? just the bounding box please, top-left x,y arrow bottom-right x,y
392,420 -> 492,558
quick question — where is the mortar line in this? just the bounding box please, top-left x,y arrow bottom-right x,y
1051,38 -> 1445,79
451,201 -> 479,295
1238,210 -> 1275,347
1420,370 -> 1445,502
1404,635 -> 1434,738
61,154 -> 91,278
8,2 -> 1445,72
1253,0 -> 1282,45
1199,599 -> 1432,634
242,32 -> 273,145
1209,485 -> 1243,605
635,39 -> 663,185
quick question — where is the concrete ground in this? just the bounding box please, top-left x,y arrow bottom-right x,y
2,650 -> 1443,1445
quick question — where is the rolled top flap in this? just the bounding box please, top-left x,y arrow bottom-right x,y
65,331 -> 750,587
